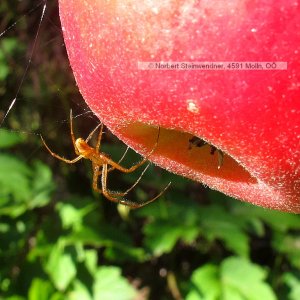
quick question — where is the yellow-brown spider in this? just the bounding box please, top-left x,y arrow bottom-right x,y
41,111 -> 170,208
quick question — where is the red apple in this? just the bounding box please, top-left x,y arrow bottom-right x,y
58,0 -> 300,212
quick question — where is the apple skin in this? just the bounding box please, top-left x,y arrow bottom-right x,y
58,0 -> 300,212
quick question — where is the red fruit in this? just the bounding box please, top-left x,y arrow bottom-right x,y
58,0 -> 300,212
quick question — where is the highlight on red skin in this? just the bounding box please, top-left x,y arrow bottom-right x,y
58,0 -> 300,212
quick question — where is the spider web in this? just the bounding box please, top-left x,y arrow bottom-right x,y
0,0 -> 143,181
0,0 -> 97,153
0,2 -> 46,128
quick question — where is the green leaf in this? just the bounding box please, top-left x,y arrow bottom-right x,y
0,63 -> 9,80
221,257 -> 277,300
1,37 -> 20,53
0,129 -> 25,148
67,280 -> 92,300
93,266 -> 136,300
186,257 -> 277,300
83,250 -> 98,276
230,202 -> 300,232
138,195 -> 202,255
273,233 -> 300,269
67,224 -> 131,247
0,38 -> 22,81
0,155 -> 54,217
28,278 -> 54,300
30,161 -> 55,208
104,244 -> 147,263
66,224 -> 146,262
140,200 -> 249,257
283,273 -> 300,300
257,211 -> 300,232
136,189 -> 200,220
199,206 -> 249,257
0,154 -> 32,206
144,220 -> 190,255
187,264 -> 221,300
58,203 -> 84,229
45,245 -> 77,291
56,202 -> 96,231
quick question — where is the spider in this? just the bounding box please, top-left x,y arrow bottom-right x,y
188,136 -> 224,169
41,110 -> 170,208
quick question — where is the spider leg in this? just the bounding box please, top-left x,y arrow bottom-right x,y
93,158 -> 150,197
100,164 -> 171,209
40,135 -> 83,164
116,146 -> 130,164
129,181 -> 171,208
69,109 -> 80,156
98,164 -> 130,204
92,126 -> 130,175
92,164 -> 135,206
110,163 -> 151,197
104,146 -> 130,174
92,162 -> 102,194
85,123 -> 102,144
103,126 -> 161,174
94,122 -> 104,154
69,109 -> 101,151
103,157 -> 146,173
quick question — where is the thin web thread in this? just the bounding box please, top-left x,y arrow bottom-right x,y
0,1 -> 47,128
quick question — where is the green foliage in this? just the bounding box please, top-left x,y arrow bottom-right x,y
137,197 -> 249,257
0,129 -> 25,148
284,273 -> 300,300
0,37 -> 23,81
1,2 -> 300,299
0,153 -> 54,217
93,267 -> 137,300
186,257 -> 276,300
